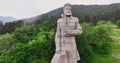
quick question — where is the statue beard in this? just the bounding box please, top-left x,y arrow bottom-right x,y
66,15 -> 71,17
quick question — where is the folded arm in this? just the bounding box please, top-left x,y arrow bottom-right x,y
66,18 -> 82,36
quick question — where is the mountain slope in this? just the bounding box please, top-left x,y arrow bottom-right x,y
23,3 -> 120,24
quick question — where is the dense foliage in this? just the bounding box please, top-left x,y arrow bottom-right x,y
0,20 -> 118,63
116,20 -> 120,28
0,20 -> 23,35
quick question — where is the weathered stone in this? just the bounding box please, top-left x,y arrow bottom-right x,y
51,3 -> 82,63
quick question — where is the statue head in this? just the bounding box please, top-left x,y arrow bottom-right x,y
63,3 -> 72,17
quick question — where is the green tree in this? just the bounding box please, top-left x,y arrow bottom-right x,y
116,20 -> 120,28
76,23 -> 94,63
13,24 -> 40,43
0,33 -> 16,54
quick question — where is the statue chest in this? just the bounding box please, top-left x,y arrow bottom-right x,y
59,19 -> 76,29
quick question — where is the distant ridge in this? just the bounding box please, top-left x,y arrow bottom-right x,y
0,16 -> 17,24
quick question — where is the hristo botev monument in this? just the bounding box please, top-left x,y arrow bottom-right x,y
51,3 -> 82,63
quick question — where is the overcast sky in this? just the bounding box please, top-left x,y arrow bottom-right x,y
0,0 -> 120,19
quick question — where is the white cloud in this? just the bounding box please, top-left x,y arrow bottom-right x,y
0,0 -> 120,19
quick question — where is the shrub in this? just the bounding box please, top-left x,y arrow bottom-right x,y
0,33 -> 16,54
77,23 -> 94,63
91,21 -> 114,54
28,28 -> 55,63
0,43 -> 31,63
13,25 -> 40,43
116,20 -> 120,28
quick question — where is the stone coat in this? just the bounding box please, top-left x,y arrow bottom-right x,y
51,16 -> 82,63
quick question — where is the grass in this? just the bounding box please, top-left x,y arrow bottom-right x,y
91,27 -> 120,63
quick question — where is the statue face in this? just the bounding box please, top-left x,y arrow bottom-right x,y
63,6 -> 72,16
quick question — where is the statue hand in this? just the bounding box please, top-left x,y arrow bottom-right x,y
63,31 -> 71,37
63,28 -> 72,36
64,29 -> 72,35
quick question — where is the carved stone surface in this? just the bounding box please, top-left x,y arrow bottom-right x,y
51,3 -> 82,63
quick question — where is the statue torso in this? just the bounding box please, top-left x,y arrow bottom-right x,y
58,16 -> 77,30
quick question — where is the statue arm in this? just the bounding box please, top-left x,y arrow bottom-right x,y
55,19 -> 61,52
68,18 -> 82,35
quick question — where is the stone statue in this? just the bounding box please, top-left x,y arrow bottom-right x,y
51,3 -> 82,63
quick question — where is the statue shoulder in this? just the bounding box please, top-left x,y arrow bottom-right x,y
71,16 -> 79,22
57,18 -> 63,23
